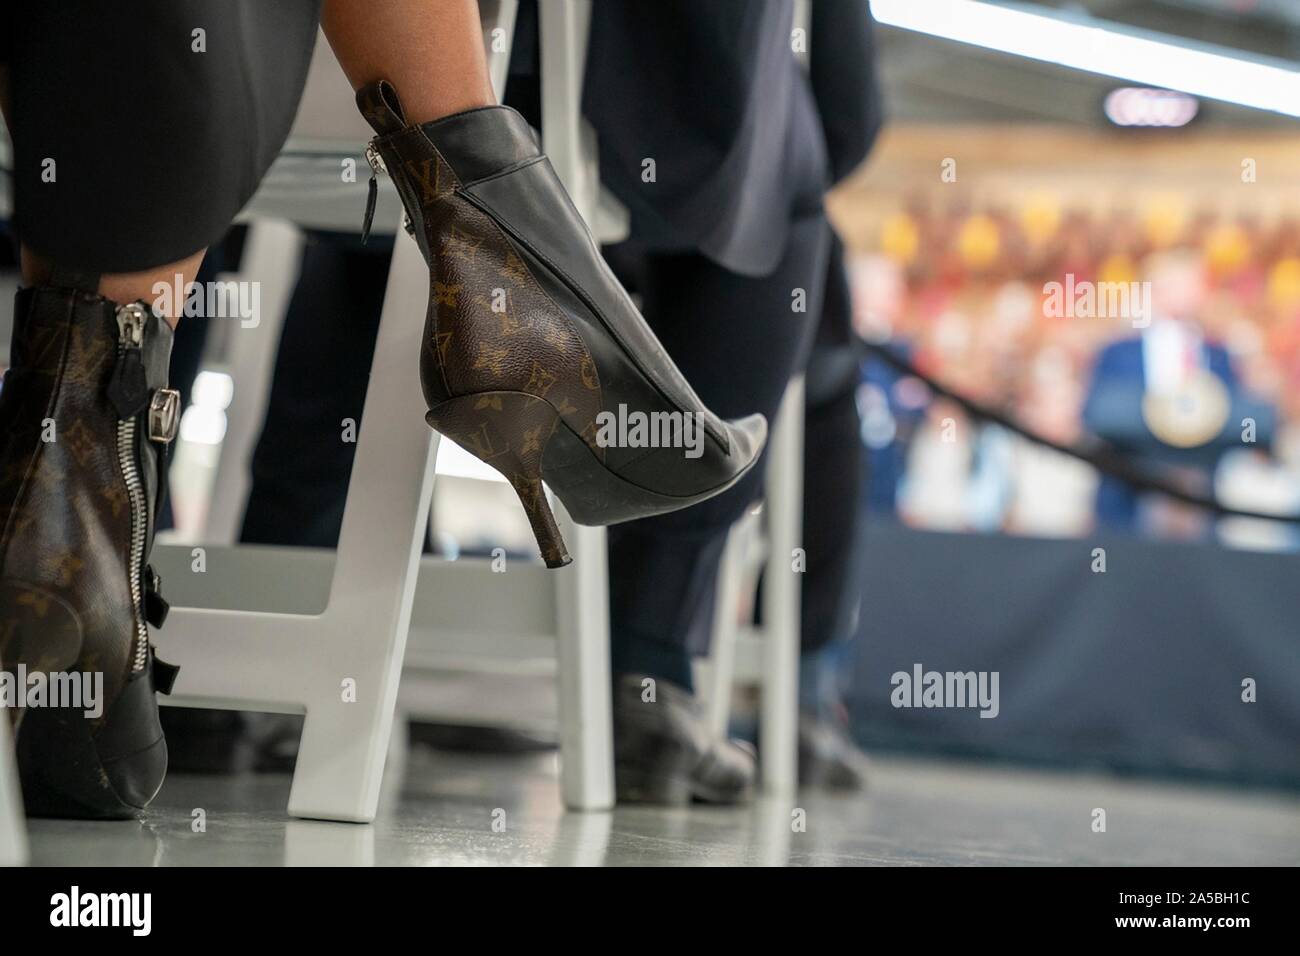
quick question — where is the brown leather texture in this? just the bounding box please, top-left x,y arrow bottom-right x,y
0,287 -> 170,732
372,125 -> 607,463
425,390 -> 570,568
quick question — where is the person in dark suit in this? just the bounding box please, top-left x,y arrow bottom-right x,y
228,0 -> 884,801
1084,332 -> 1236,531
1082,252 -> 1250,534
585,0 -> 883,801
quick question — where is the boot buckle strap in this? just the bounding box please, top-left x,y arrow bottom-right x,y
148,388 -> 181,443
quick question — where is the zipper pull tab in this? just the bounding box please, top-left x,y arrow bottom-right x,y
108,302 -> 151,419
361,143 -> 385,245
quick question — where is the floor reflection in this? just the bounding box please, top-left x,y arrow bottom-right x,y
22,749 -> 1300,866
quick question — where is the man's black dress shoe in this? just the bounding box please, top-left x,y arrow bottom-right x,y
613,674 -> 755,805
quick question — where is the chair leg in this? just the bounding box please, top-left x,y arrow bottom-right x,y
158,208 -> 434,828
285,820 -> 376,865
0,714 -> 27,866
288,226 -> 438,822
540,0 -> 613,813
554,514 -> 615,811
706,520 -> 749,738
481,0 -> 520,99
761,379 -> 805,795
539,0 -> 599,223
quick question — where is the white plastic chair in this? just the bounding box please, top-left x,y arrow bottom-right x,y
158,224 -> 438,822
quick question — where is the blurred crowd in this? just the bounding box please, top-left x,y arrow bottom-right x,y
847,196 -> 1300,549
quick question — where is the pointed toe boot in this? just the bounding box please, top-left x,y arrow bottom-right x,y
0,281 -> 180,818
357,81 -> 766,567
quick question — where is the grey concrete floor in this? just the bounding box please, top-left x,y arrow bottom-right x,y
23,748 -> 1300,866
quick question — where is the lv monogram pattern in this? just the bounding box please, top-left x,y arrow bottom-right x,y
369,114 -> 608,565
373,130 -> 605,466
427,391 -> 570,567
0,291 -> 154,727
358,83 -> 765,549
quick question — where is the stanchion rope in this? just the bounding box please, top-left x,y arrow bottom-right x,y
861,340 -> 1300,525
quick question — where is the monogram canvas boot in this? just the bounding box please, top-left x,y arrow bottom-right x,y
357,80 -> 767,567
0,276 -> 180,818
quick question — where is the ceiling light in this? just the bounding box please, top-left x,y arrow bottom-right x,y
871,0 -> 1300,117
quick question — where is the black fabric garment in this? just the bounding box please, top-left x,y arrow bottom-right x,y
2,0 -> 320,272
239,232 -> 391,548
848,523 -> 1300,788
799,237 -> 866,655
808,0 -> 886,185
581,0 -> 827,277
484,0 -> 884,279
799,383 -> 864,655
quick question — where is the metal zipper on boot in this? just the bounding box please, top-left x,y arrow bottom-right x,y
114,302 -> 150,674
361,143 -> 386,244
361,141 -> 413,244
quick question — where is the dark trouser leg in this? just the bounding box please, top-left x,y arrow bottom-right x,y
797,233 -> 868,714
239,233 -> 392,547
607,209 -> 831,690
798,380 -> 866,713
799,232 -> 864,657
800,385 -> 864,649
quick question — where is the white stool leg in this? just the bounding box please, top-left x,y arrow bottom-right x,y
284,820 -> 376,866
554,516 -> 614,810
162,228 -> 435,824
203,219 -> 303,543
287,227 -> 438,821
539,0 -> 613,812
761,378 -> 805,795
539,0 -> 599,220
706,520 -> 749,738
0,714 -> 26,866
481,0 -> 520,99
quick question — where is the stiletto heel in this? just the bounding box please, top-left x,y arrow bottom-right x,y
357,80 -> 768,566
425,391 -> 571,567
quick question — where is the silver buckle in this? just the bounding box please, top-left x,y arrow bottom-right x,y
148,388 -> 181,444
